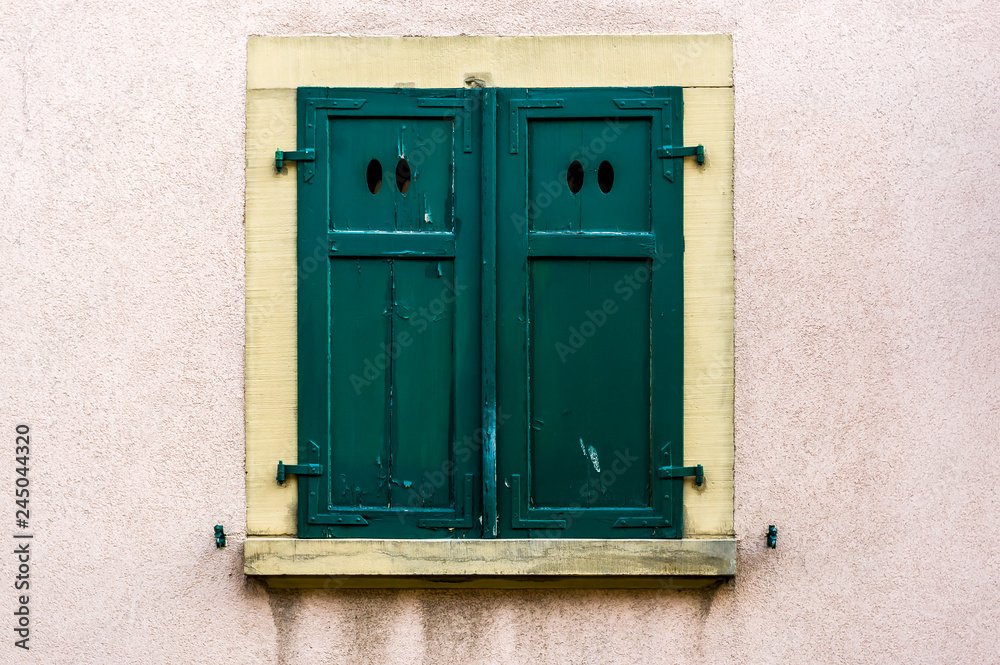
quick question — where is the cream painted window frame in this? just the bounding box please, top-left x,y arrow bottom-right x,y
244,35 -> 735,588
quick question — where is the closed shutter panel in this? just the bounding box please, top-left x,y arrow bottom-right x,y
495,88 -> 685,538
296,88 -> 481,538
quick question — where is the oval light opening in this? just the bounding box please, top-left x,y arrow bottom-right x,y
598,161 -> 614,194
366,158 -> 382,194
567,160 -> 584,194
395,158 -> 412,194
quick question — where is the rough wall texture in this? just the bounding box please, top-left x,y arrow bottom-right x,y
0,1 -> 998,664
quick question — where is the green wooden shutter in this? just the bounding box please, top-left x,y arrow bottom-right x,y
292,86 -> 691,539
296,88 -> 482,538
495,88 -> 685,538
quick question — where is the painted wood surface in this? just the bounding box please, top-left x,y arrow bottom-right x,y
296,89 -> 481,538
495,87 -> 684,537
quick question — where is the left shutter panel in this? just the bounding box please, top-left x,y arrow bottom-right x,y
297,88 -> 482,538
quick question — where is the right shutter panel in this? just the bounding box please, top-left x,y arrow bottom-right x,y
496,87 -> 685,538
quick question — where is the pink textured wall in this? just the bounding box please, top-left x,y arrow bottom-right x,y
1,1 -> 999,663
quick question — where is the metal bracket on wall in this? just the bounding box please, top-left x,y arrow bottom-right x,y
275,461 -> 323,484
214,525 -> 226,548
658,463 -> 705,486
274,148 -> 316,171
657,144 -> 705,165
276,461 -> 323,485
767,525 -> 778,549
276,442 -> 325,485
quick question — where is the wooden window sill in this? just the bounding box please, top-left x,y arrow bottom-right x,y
243,537 -> 736,589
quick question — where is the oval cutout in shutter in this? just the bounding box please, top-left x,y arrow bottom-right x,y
366,158 -> 382,194
395,158 -> 412,194
598,161 -> 614,193
567,160 -> 584,194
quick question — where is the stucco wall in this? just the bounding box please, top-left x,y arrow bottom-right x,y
0,1 -> 998,664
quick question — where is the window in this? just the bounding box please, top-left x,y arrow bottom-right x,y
289,86 -> 693,539
244,35 -> 734,584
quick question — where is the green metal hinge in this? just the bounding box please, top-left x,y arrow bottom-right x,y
276,460 -> 323,485
274,148 -> 315,170
657,144 -> 705,165
612,515 -> 671,528
658,463 -> 705,486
